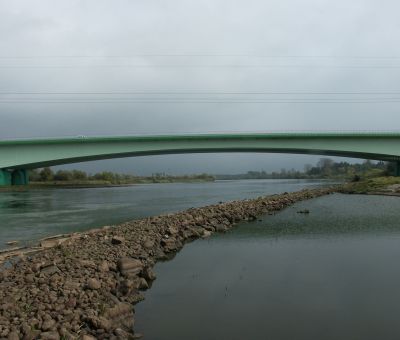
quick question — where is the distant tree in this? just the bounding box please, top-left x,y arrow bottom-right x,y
29,169 -> 41,182
317,158 -> 334,177
54,170 -> 73,181
39,167 -> 54,181
304,164 -> 312,173
71,170 -> 87,180
93,171 -> 115,182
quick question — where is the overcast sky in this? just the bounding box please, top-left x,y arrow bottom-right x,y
0,0 -> 399,174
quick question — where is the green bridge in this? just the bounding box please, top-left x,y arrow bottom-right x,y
1,132 -> 400,186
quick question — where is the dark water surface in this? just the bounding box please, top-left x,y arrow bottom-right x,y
0,179 -> 326,248
135,194 -> 400,340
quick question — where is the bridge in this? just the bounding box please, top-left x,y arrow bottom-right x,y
1,132 -> 400,185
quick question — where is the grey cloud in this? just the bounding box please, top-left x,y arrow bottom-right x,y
0,0 -> 399,173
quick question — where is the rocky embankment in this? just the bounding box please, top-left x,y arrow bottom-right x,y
0,187 -> 336,339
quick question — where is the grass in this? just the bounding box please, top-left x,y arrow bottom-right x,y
340,176 -> 400,194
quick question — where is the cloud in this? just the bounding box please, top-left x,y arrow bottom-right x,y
0,0 -> 399,173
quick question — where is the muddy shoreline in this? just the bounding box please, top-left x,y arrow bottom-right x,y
0,187 -> 337,339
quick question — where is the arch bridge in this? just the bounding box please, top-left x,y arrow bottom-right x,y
1,132 -> 400,185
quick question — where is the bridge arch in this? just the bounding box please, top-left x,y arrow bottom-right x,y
1,132 -> 400,185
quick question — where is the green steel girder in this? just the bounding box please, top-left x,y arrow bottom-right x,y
1,133 -> 400,179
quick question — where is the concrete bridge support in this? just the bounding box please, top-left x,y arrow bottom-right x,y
11,169 -> 29,185
0,169 -> 29,186
0,169 -> 11,186
395,162 -> 400,177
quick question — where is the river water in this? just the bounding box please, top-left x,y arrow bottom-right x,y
4,179 -> 399,339
135,193 -> 400,340
0,179 -> 326,248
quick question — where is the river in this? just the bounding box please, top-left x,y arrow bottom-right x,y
135,193 -> 400,340
4,179 -> 398,339
0,179 -> 327,248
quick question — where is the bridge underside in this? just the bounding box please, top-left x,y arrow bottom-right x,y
1,133 -> 400,185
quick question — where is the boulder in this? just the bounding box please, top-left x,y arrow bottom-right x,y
39,331 -> 60,340
111,236 -> 124,245
142,239 -> 154,250
87,278 -> 101,290
40,265 -> 59,275
117,257 -> 143,276
141,267 -> 156,281
98,260 -> 109,272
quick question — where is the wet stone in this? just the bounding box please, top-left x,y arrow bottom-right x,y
111,236 -> 124,245
87,278 -> 101,290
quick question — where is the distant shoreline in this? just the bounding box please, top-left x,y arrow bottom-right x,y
0,178 -> 216,191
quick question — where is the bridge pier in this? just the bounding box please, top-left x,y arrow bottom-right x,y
395,162 -> 400,177
0,169 -> 29,186
0,169 -> 11,186
11,169 -> 29,185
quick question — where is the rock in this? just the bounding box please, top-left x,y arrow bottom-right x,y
215,224 -> 229,232
111,236 -> 124,245
40,331 -> 60,340
167,225 -> 179,235
82,335 -> 97,340
78,259 -> 97,269
40,238 -> 68,248
41,318 -> 56,331
139,278 -> 149,290
25,274 -> 35,283
114,328 -> 132,338
87,278 -> 101,290
202,230 -> 212,238
23,329 -> 41,340
117,257 -> 143,276
8,332 -> 19,340
141,267 -> 156,281
98,260 -> 109,272
65,297 -> 77,308
31,262 -> 42,272
104,303 -> 134,329
40,264 -> 59,275
5,241 -> 19,246
63,280 -> 81,290
87,315 -> 112,331
297,209 -> 310,214
161,237 -> 180,252
142,239 -> 154,250
119,278 -> 140,295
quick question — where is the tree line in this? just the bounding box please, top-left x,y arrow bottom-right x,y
29,168 -> 215,184
216,159 -> 391,180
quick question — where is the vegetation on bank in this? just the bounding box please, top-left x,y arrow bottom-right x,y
1,159 -> 397,192
217,158 -> 393,180
340,176 -> 400,194
27,168 -> 215,186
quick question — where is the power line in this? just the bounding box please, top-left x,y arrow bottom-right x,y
2,64 -> 400,69
1,54 -> 400,59
2,91 -> 400,95
2,100 -> 400,104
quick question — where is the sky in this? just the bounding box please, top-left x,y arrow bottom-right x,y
0,0 -> 399,174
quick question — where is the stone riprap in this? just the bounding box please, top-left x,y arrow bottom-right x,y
0,187 -> 336,339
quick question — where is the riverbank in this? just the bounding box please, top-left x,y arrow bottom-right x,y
0,178 -> 216,192
339,176 -> 400,195
0,186 -> 336,339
